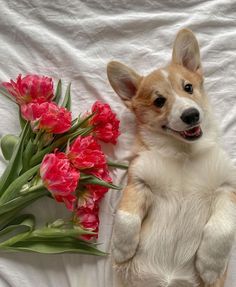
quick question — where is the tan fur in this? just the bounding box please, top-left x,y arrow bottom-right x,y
118,183 -> 151,219
129,64 -> 206,131
108,29 -> 236,287
132,69 -> 176,124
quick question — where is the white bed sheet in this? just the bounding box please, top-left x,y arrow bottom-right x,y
0,0 -> 236,286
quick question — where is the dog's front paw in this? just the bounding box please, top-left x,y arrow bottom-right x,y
112,210 -> 141,263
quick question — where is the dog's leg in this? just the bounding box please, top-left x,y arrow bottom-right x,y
196,188 -> 236,285
112,180 -> 152,264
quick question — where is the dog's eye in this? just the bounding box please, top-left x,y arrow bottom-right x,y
153,96 -> 166,108
184,83 -> 193,94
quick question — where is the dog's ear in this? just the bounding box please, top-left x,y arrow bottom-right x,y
172,29 -> 202,74
107,61 -> 142,108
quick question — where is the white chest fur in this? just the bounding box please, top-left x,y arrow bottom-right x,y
115,145 -> 236,287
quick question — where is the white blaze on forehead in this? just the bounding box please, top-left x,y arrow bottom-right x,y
168,92 -> 203,131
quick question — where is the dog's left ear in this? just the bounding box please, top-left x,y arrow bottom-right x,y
172,29 -> 202,74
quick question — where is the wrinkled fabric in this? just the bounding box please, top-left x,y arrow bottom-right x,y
0,0 -> 236,286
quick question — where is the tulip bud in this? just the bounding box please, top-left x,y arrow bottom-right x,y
48,219 -> 65,228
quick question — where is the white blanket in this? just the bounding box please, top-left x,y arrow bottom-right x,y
0,0 -> 236,286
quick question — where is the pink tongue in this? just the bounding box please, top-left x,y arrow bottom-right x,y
185,127 -> 199,136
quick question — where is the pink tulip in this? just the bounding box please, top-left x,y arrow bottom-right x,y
84,165 -> 112,201
40,152 -> 80,210
21,102 -> 72,134
68,135 -> 106,170
90,101 -> 120,144
2,74 -> 54,105
76,205 -> 99,240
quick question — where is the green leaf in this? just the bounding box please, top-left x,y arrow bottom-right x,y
0,207 -> 27,230
54,79 -> 62,104
6,240 -> 106,255
0,214 -> 34,237
0,134 -> 19,161
19,106 -> 27,130
21,139 -> 37,174
0,215 -> 106,255
0,213 -> 106,255
31,226 -> 95,238
0,188 -> 49,216
80,173 -> 121,190
68,112 -> 95,134
0,164 -> 40,203
61,83 -> 71,110
0,122 -> 30,195
0,214 -> 35,246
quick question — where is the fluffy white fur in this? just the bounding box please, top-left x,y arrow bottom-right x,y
168,93 -> 203,132
108,29 -> 236,287
113,125 -> 236,287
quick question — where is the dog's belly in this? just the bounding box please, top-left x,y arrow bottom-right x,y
140,192 -> 210,262
115,147 -> 234,287
118,194 -> 210,287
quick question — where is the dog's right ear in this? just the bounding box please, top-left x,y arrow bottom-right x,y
107,61 -> 142,108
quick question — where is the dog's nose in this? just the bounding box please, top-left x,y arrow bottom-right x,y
180,108 -> 200,125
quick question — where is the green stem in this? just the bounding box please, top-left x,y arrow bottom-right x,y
107,160 -> 129,170
27,183 -> 44,193
68,113 -> 95,134
33,130 -> 44,145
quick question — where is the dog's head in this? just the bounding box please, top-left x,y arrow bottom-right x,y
107,29 -> 212,144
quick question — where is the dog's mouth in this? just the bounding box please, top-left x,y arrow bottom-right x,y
163,125 -> 202,141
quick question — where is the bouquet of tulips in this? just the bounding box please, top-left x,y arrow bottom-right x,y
0,74 -> 124,255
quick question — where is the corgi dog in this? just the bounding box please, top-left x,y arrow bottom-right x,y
107,29 -> 236,287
